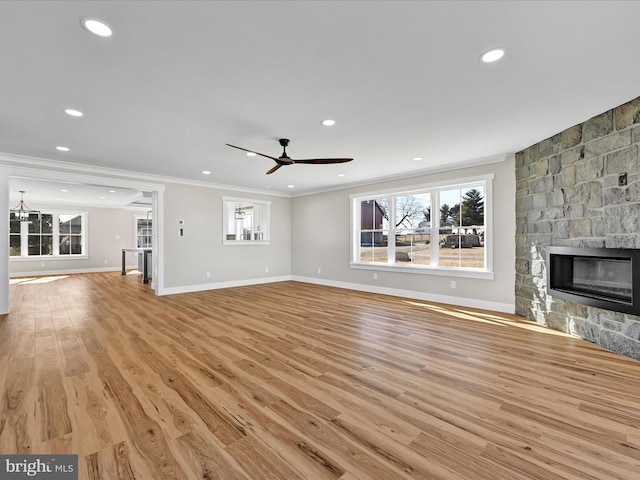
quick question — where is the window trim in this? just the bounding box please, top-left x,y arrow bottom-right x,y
9,210 -> 88,260
134,213 -> 153,248
222,196 -> 271,245
350,174 -> 494,279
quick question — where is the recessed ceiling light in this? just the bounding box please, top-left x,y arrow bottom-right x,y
99,196 -> 106,199
321,119 -> 336,126
56,146 -> 70,152
412,157 -> 423,161
64,108 -> 83,117
60,189 -> 68,192
81,18 -> 113,37
202,170 -> 211,175
480,48 -> 505,63
338,173 -> 346,177
246,152 -> 257,157
109,190 -> 116,193
287,184 -> 295,188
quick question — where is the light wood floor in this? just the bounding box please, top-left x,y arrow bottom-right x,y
1,273 -> 640,479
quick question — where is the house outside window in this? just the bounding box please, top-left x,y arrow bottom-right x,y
59,214 -> 83,254
9,211 -> 87,258
351,175 -> 493,278
360,198 -> 389,262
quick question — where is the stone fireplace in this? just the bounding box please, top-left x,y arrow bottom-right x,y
515,96 -> 640,361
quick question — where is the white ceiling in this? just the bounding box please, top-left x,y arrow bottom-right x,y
1,1 -> 640,199
9,177 -> 150,209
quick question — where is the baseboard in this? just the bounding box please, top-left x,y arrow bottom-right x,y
158,275 -> 294,296
9,266 -> 131,278
157,273 -> 514,314
9,269 -> 514,314
291,275 -> 515,313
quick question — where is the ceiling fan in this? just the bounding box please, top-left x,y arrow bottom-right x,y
226,138 -> 353,174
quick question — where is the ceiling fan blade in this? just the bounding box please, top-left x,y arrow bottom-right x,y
292,158 -> 354,165
226,143 -> 279,162
266,164 -> 283,175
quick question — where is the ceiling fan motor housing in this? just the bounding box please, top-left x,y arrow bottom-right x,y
278,138 -> 290,158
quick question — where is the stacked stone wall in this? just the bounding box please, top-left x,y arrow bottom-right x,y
515,97 -> 640,360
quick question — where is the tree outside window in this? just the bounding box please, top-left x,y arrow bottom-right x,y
28,213 -> 53,256
439,186 -> 485,268
9,211 -> 85,258
353,178 -> 490,273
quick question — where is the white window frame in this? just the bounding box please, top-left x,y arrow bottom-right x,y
134,213 -> 153,248
350,175 -> 493,279
9,210 -> 88,260
222,196 -> 270,245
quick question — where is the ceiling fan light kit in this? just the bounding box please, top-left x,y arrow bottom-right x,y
226,138 -> 353,175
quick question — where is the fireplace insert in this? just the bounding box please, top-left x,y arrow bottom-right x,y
546,246 -> 640,315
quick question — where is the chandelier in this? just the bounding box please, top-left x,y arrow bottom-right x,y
10,190 -> 40,221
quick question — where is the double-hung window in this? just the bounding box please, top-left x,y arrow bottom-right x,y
135,215 -> 153,248
9,211 -> 87,258
351,175 -> 493,278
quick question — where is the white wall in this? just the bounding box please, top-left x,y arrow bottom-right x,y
0,168 -> 8,313
291,157 -> 516,312
9,205 -> 144,276
161,183 -> 291,290
1,156 -> 514,314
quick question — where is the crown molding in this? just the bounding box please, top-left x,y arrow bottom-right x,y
0,151 -> 290,198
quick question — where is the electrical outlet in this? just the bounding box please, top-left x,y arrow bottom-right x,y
619,173 -> 628,187
265,267 -> 269,273
317,267 -> 322,274
104,259 -> 108,265
206,272 -> 211,278
373,273 -> 378,280
450,280 -> 456,289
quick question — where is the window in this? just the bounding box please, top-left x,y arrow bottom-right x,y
351,175 -> 492,277
59,214 -> 83,255
9,211 -> 86,258
135,214 -> 153,248
222,197 -> 270,244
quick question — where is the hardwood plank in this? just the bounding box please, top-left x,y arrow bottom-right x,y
226,434 -> 307,480
2,274 -> 640,480
35,335 -> 72,442
173,427 -> 249,480
85,441 -> 145,480
0,357 -> 36,453
269,399 -> 411,480
207,381 -> 345,480
78,327 -> 187,479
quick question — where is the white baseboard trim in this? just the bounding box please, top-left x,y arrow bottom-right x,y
291,276 -> 515,314
158,274 -> 514,314
158,275 -> 294,296
10,266 -> 131,278
10,269 -> 513,314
